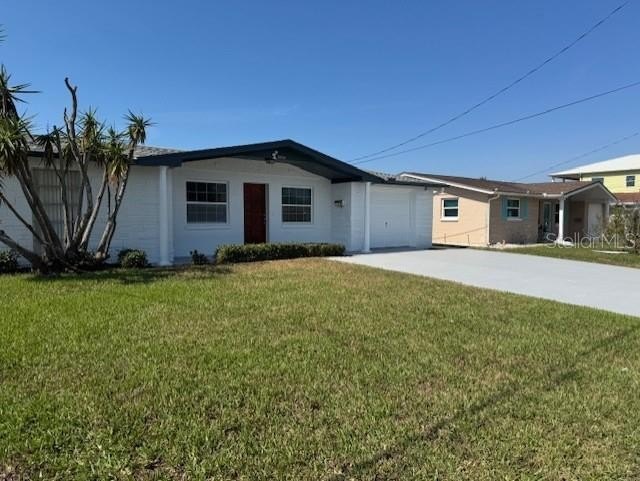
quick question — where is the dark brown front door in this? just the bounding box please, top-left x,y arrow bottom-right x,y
244,183 -> 267,244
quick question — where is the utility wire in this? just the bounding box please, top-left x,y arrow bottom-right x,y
352,80 -> 640,165
512,130 -> 640,182
350,1 -> 630,162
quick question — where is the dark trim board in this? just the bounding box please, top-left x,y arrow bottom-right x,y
28,138 -> 443,188
134,139 -> 378,183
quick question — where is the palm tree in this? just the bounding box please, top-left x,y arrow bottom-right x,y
0,65 -> 152,272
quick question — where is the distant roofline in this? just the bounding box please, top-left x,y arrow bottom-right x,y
401,172 -> 616,200
550,153 -> 640,178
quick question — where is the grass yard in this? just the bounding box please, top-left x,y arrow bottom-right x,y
1,260 -> 639,480
501,245 -> 640,269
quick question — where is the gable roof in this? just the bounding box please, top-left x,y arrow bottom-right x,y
134,139 -> 443,186
134,139 -> 382,183
400,172 -> 528,194
28,139 -> 440,186
551,154 -> 640,179
400,172 -> 616,199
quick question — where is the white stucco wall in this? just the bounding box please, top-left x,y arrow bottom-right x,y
0,159 -> 162,263
170,157 -> 333,259
1,157 -> 434,265
327,182 -> 432,252
89,165 -> 162,262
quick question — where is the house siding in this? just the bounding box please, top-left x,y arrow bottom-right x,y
489,197 -> 539,245
579,170 -> 640,194
170,157 -> 333,259
1,157 -> 435,264
414,188 -> 433,248
432,188 -> 490,246
0,160 -> 162,263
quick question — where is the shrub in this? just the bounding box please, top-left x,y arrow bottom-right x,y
117,248 -> 135,264
119,249 -> 149,268
215,242 -> 345,264
74,251 -> 105,271
0,250 -> 19,274
190,250 -> 209,265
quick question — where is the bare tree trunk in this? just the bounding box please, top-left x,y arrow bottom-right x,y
79,168 -> 109,251
0,229 -> 46,271
13,162 -> 62,253
95,168 -> 130,259
0,192 -> 45,245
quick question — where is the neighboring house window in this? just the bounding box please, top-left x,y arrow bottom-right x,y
186,181 -> 227,223
592,177 -> 604,183
441,198 -> 459,219
506,198 -> 520,218
626,175 -> 636,187
282,187 -> 312,222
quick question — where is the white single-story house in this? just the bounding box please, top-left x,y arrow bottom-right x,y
0,140 -> 439,265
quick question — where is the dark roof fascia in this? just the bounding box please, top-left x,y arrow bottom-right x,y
135,139 -> 380,183
377,179 -> 444,188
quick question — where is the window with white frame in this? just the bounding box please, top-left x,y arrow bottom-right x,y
506,198 -> 520,218
282,187 -> 312,223
626,175 -> 636,187
186,181 -> 227,223
441,198 -> 459,219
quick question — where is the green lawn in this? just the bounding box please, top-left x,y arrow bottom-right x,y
501,245 -> 640,269
1,260 -> 639,480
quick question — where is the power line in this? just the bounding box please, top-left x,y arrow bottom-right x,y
352,80 -> 640,165
350,1 -> 630,162
512,130 -> 640,182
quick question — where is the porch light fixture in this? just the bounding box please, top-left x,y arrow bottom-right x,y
266,150 -> 287,164
334,199 -> 344,208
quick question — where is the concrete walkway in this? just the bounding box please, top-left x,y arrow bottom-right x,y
332,248 -> 640,317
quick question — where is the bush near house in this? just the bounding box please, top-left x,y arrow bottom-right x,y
118,249 -> 149,268
0,250 -> 19,274
216,242 -> 345,264
190,249 -> 209,265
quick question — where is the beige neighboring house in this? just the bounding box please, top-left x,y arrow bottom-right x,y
398,173 -> 617,246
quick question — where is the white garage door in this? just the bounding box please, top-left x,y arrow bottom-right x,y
370,186 -> 413,248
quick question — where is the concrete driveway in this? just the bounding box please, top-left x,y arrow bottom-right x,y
332,248 -> 640,317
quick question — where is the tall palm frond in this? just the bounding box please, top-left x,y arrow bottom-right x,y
0,65 -> 38,119
0,116 -> 31,175
35,128 -> 60,167
124,111 -> 153,145
103,127 -> 128,182
79,109 -> 105,153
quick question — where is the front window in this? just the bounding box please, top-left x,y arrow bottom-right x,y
282,187 -> 312,223
186,181 -> 228,223
554,203 -> 560,223
442,198 -> 459,219
626,175 -> 636,187
506,198 -> 520,218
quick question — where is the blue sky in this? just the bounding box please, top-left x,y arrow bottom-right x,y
3,0 -> 639,180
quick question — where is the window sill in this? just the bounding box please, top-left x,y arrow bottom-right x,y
185,223 -> 232,230
281,222 -> 315,228
441,217 -> 459,222
506,217 -> 523,222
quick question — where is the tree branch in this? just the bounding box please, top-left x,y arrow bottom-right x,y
0,191 -> 45,245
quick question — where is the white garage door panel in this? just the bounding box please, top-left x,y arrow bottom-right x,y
371,187 -> 413,248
